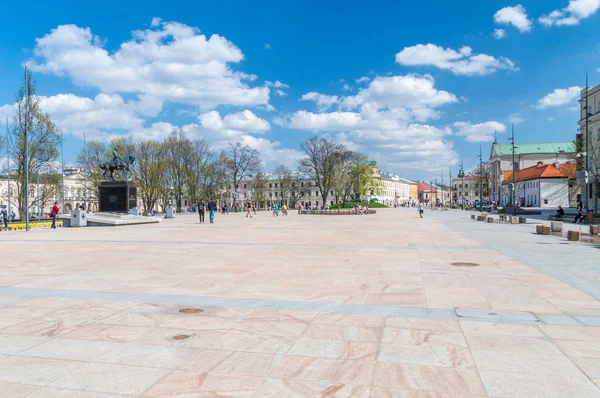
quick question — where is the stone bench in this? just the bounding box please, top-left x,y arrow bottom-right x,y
298,209 -> 377,215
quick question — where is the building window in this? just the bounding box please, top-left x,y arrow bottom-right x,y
301,182 -> 304,187
269,183 -> 272,188
513,162 -> 519,171
315,191 -> 319,196
330,191 -> 333,196
275,183 -> 278,188
544,199 -> 548,204
292,183 -> 295,188
243,184 -> 246,189
269,193 -> 272,198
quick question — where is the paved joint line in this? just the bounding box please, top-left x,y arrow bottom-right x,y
0,286 -> 595,327
0,239 -> 490,251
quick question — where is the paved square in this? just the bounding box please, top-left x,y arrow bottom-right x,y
1,209 -> 599,396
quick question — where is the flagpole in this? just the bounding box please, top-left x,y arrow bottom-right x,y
24,64 -> 30,231
61,129 -> 65,214
83,132 -> 87,210
5,117 -> 10,221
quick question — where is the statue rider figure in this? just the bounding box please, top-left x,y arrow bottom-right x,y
111,150 -> 121,168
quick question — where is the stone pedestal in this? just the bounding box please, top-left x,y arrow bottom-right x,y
166,207 -> 176,218
486,217 -> 494,223
567,230 -> 580,241
590,225 -> 599,235
551,222 -> 563,232
71,209 -> 87,227
510,216 -> 519,224
519,217 -> 527,224
536,225 -> 550,235
98,181 -> 137,213
129,208 -> 142,216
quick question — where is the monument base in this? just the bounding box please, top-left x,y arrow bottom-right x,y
98,181 -> 137,213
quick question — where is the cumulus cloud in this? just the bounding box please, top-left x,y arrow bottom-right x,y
539,0 -> 600,26
301,92 -> 339,111
535,86 -> 582,109
278,74 -> 460,174
264,43 -> 271,49
395,44 -> 518,76
28,21 -> 270,111
355,76 -> 370,84
454,121 -> 507,142
493,29 -> 507,39
494,5 -> 533,32
508,113 -> 526,124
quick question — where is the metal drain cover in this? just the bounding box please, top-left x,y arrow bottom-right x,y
179,308 -> 204,314
172,334 -> 191,340
451,262 -> 480,267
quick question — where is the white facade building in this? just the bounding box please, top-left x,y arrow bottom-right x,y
375,172 -> 412,206
578,83 -> 600,210
489,142 -> 575,204
499,163 -> 578,208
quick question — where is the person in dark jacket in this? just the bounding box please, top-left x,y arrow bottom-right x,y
197,199 -> 205,224
207,199 -> 217,224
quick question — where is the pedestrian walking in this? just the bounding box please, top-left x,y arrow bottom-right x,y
246,202 -> 253,218
418,202 -> 424,218
197,199 -> 206,224
50,201 -> 60,229
273,203 -> 279,217
207,198 -> 217,224
573,201 -> 585,224
1,205 -> 8,231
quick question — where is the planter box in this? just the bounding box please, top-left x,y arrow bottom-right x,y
499,214 -> 506,222
519,217 -> 527,224
590,225 -> 599,235
471,214 -> 476,220
477,215 -> 485,221
536,225 -> 550,235
551,221 -> 563,232
510,216 -> 519,224
567,230 -> 580,241
486,217 -> 494,223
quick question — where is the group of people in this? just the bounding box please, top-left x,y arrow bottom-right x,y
270,203 -> 288,217
354,205 -> 369,215
1,202 -> 61,230
196,199 -> 218,224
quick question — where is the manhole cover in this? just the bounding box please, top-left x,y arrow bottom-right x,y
179,308 -> 204,314
172,334 -> 191,340
451,262 -> 480,267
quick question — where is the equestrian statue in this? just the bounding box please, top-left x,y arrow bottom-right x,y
99,151 -> 136,181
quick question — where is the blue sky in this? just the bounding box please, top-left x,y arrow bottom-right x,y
1,0 -> 599,180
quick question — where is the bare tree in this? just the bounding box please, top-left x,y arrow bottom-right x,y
273,164 -> 293,205
132,139 -> 166,213
223,142 -> 261,208
251,171 -> 269,210
9,69 -> 60,219
164,128 -> 192,212
299,137 -> 343,208
184,138 -> 211,205
330,150 -> 354,211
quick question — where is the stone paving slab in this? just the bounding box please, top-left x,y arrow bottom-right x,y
0,208 -> 599,396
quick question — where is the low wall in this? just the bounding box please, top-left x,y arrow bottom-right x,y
298,209 -> 376,215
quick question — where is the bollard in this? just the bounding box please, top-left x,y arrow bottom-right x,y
551,221 -> 563,232
510,216 -> 519,224
471,214 -> 476,220
519,217 -> 527,224
487,217 -> 494,223
536,225 -> 550,235
567,230 -> 580,241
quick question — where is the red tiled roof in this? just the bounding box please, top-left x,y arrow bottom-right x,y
501,163 -> 575,184
417,182 -> 432,192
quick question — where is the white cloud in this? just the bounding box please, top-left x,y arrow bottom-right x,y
454,121 -> 507,142
150,17 -> 162,27
277,74 -> 460,174
395,44 -> 518,76
199,110 -> 270,135
493,29 -> 506,39
273,81 -> 289,89
539,0 -> 600,26
535,86 -> 582,109
275,90 -> 287,97
548,117 -> 555,121
341,83 -> 352,91
301,92 -> 339,111
494,5 -> 533,32
264,43 -> 271,49
508,113 -> 526,124
355,76 -> 370,84
28,22 -> 270,111
277,111 -> 362,131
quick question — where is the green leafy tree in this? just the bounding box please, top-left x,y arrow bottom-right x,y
132,139 -> 166,213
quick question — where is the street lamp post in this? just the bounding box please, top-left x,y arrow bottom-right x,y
5,117 -> 10,221
584,73 -> 590,218
458,159 -> 465,210
478,144 -> 483,212
509,124 -> 517,216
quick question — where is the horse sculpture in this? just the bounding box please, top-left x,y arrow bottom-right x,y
99,152 -> 136,181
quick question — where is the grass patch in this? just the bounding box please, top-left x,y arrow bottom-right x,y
331,201 -> 388,209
